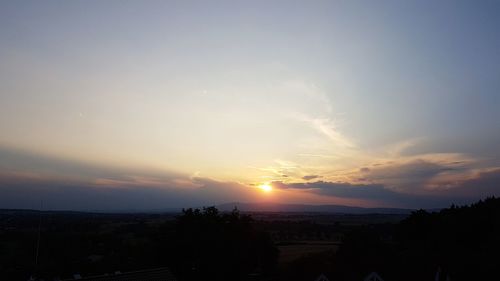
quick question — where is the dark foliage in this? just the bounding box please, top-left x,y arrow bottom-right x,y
0,208 -> 278,281
167,207 -> 278,280
279,197 -> 500,281
395,197 -> 500,280
2,198 -> 499,281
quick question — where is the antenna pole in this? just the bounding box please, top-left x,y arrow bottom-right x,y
34,201 -> 43,272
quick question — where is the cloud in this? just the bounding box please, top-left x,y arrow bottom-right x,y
0,146 -> 185,186
358,158 -> 471,192
190,177 -> 257,203
359,167 -> 370,173
271,164 -> 500,208
417,168 -> 500,206
302,175 -> 321,181
440,168 -> 500,198
273,180 -> 403,200
1,146 -> 499,210
298,115 -> 355,148
0,180 -> 183,211
383,138 -> 424,157
253,159 -> 306,182
0,146 -> 256,211
364,160 -> 452,189
279,80 -> 333,114
0,173 -> 255,211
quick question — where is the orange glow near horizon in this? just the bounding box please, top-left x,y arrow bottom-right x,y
258,183 -> 273,193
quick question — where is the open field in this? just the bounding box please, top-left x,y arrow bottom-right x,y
277,241 -> 340,264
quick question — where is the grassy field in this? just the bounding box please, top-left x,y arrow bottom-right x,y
277,241 -> 339,264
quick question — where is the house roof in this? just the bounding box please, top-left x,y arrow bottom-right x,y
315,273 -> 330,281
363,272 -> 385,281
62,267 -> 177,281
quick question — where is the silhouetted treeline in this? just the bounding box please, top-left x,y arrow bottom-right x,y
2,198 -> 500,281
395,197 -> 500,280
0,208 -> 278,281
279,197 -> 500,281
167,207 -> 278,280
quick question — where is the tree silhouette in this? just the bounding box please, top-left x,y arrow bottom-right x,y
171,207 -> 278,281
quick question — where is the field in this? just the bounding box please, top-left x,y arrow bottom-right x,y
0,209 -> 406,280
277,241 -> 340,264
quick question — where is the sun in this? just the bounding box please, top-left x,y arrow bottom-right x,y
258,183 -> 273,193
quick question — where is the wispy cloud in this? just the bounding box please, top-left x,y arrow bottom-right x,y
295,114 -> 355,149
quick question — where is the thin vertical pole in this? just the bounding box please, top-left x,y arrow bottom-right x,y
34,201 -> 43,271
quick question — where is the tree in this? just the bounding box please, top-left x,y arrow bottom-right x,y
171,207 -> 278,281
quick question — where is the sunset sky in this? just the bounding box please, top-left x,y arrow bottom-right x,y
1,1 -> 500,210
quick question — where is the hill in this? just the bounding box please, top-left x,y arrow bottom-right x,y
217,202 -> 413,214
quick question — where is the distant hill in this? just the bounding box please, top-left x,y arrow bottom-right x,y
0,203 -> 416,214
216,202 -> 414,214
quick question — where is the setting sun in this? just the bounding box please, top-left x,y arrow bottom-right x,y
259,184 -> 273,193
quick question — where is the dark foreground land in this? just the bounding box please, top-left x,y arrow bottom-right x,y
1,198 -> 499,281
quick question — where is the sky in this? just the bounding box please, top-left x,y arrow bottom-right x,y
1,0 -> 500,210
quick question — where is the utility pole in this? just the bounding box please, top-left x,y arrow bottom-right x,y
34,201 -> 43,276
